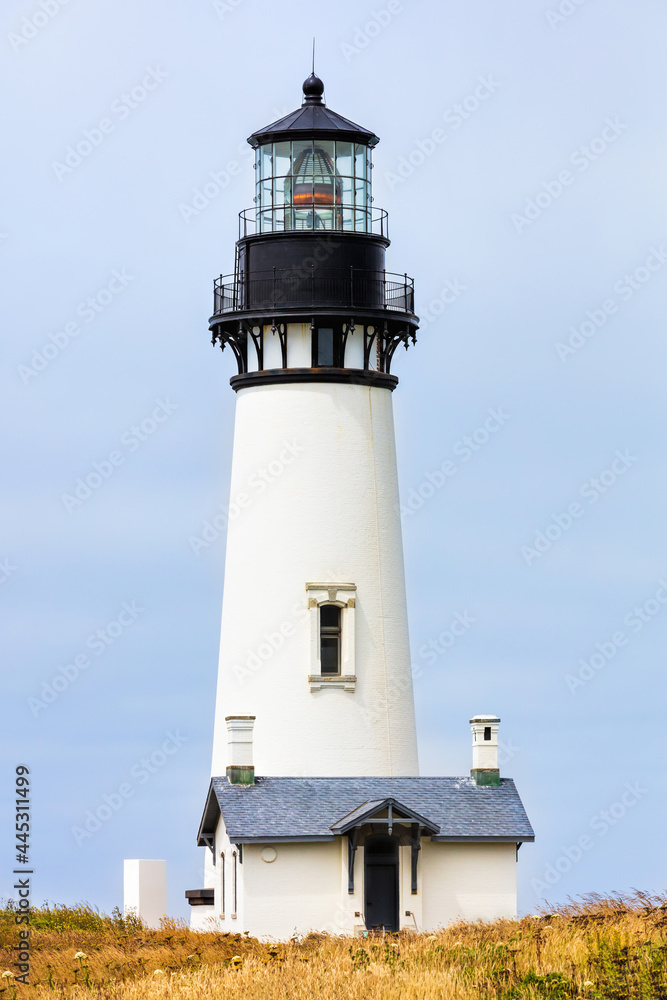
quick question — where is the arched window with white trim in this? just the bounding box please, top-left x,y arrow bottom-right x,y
306,583 -> 357,691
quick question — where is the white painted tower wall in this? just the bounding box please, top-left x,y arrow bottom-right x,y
211,322 -> 419,778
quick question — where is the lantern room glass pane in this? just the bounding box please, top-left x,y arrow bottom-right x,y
336,141 -> 353,178
292,139 -> 314,177
291,139 -> 313,229
260,144 -> 272,180
274,141 -> 291,177
273,177 -> 286,206
354,144 -> 367,180
260,180 -> 272,210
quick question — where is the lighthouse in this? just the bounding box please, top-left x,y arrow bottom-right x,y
208,71 -> 420,780
186,74 -> 534,936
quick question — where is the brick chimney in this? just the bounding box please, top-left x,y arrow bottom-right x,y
226,715 -> 255,785
470,714 -> 500,786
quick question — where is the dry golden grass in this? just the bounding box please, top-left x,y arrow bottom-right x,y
2,892 -> 667,999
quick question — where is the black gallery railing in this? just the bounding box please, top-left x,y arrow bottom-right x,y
213,267 -> 415,316
238,206 -> 389,239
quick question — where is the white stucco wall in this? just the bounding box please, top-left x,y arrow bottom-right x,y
420,840 -> 517,928
190,811 -> 519,935
242,840 -> 345,939
210,367 -> 418,778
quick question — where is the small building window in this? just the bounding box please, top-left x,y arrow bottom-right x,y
484,726 -> 491,741
320,605 -> 341,675
220,852 -> 225,918
232,851 -> 238,919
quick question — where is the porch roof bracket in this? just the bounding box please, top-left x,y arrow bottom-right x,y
411,823 -> 421,895
347,828 -> 358,894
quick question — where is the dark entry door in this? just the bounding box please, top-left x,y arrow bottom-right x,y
364,836 -> 399,932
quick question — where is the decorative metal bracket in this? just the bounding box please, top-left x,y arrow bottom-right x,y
248,325 -> 263,370
347,828 -> 359,893
411,823 -> 421,894
363,325 -> 377,369
270,320 -> 287,368
211,322 -> 248,374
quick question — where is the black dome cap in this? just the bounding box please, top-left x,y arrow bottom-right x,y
247,76 -> 379,149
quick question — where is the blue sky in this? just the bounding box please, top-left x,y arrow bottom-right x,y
2,0 -> 667,919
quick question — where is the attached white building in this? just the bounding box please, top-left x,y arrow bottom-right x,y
185,71 -> 534,935
188,716 -> 533,936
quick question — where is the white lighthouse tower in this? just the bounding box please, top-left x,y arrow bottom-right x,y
209,72 -> 419,779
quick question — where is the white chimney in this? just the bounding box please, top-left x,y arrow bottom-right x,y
226,715 -> 255,784
470,714 -> 500,786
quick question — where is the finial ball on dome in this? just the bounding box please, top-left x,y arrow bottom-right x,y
302,72 -> 325,101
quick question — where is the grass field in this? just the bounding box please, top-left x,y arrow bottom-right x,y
2,892 -> 667,999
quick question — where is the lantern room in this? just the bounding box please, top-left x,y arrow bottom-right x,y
209,72 -> 418,391
246,73 -> 383,237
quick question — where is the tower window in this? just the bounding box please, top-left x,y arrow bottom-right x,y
313,327 -> 336,366
320,604 -> 341,675
484,726 -> 491,741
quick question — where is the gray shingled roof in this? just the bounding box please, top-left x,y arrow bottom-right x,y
199,776 -> 534,845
